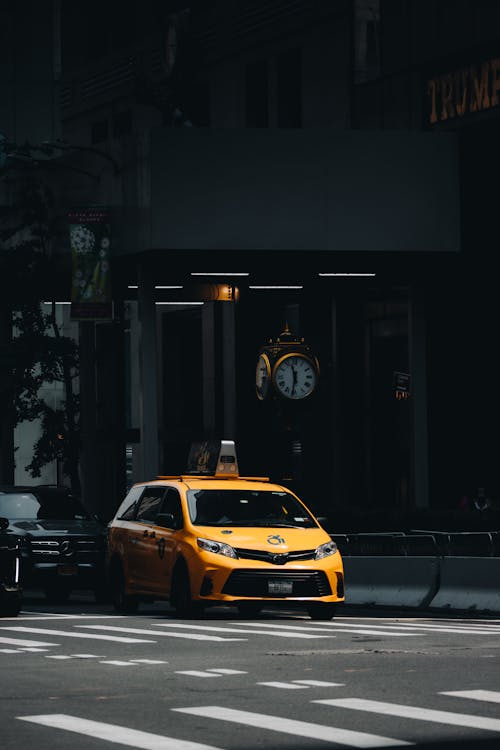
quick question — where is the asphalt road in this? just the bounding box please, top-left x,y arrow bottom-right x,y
1,592 -> 500,750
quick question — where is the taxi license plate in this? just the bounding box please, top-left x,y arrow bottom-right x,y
57,564 -> 78,576
268,579 -> 293,594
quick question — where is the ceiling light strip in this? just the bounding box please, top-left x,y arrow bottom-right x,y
318,273 -> 376,277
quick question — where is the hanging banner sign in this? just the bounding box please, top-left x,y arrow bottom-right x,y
69,208 -> 112,320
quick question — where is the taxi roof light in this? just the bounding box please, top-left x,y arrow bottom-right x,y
155,440 -> 271,482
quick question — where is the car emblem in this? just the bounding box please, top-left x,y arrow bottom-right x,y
271,553 -> 288,565
267,534 -> 285,545
60,539 -> 74,557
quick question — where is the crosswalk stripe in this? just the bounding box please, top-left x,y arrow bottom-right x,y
156,623 -> 332,639
314,698 -> 500,732
78,624 -> 246,642
175,671 -> 221,678
441,690 -> 500,703
331,622 -> 500,635
0,635 -> 58,648
257,682 -> 308,689
0,626 -> 154,644
172,705 -> 412,747
232,622 -> 420,637
17,714 -> 224,750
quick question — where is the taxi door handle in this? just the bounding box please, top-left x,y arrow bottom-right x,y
142,530 -> 156,538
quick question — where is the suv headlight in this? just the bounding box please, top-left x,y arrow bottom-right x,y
197,537 -> 238,559
314,540 -> 337,559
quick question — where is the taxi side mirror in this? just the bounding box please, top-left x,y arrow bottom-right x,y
156,512 -> 176,529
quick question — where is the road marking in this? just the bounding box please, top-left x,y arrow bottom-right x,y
78,624 -> 246,643
293,680 -> 345,687
100,660 -> 138,666
0,635 -> 58,648
441,690 -> 500,703
176,670 -> 221,678
314,698 -> 500,732
0,648 -> 22,653
0,626 -> 155,644
206,668 -> 247,674
156,623 -> 332,639
172,706 -> 412,747
17,714 -> 224,750
21,647 -> 49,652
17,614 -> 124,620
131,659 -> 168,665
234,622 -> 420,637
334,620 -> 500,635
258,682 -> 308,689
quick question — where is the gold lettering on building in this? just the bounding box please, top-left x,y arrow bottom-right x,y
427,57 -> 500,124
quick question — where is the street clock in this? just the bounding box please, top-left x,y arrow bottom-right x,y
255,324 -> 320,401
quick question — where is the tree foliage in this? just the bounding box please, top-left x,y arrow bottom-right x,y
0,178 -> 81,492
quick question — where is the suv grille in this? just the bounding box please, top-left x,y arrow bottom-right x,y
234,548 -> 316,564
30,537 -> 101,557
222,570 -> 331,598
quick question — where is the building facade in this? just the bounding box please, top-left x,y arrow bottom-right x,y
5,1 -> 495,521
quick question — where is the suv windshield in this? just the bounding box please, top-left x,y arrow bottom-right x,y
186,489 -> 317,528
0,492 -> 91,521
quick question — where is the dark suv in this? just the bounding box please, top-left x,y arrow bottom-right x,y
0,485 -> 108,603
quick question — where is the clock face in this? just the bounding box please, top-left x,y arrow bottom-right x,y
273,354 -> 317,400
255,352 -> 271,400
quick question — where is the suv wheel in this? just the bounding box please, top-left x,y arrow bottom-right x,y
110,561 -> 138,614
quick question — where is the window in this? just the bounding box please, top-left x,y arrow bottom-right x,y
116,486 -> 143,520
161,488 -> 183,529
245,59 -> 269,127
135,487 -> 166,523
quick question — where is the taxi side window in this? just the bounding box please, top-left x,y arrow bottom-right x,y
135,487 -> 166,523
160,489 -> 183,529
116,486 -> 144,520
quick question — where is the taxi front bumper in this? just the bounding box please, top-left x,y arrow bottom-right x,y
188,552 -> 345,604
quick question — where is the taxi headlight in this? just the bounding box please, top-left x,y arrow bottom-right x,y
314,540 -> 337,559
197,537 -> 238,559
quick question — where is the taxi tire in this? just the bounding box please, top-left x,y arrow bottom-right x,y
170,563 -> 203,619
110,561 -> 139,614
237,603 -> 262,618
307,603 -> 336,620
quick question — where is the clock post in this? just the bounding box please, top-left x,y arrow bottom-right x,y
255,323 -> 320,489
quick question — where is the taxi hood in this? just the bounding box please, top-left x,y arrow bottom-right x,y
192,525 -> 331,551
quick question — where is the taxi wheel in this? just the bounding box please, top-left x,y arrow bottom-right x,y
170,563 -> 203,619
237,603 -> 262,618
110,562 -> 139,614
307,603 -> 336,620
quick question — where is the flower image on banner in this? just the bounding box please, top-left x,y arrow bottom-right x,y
69,208 -> 112,320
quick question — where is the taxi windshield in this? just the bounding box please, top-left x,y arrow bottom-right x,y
186,489 -> 317,528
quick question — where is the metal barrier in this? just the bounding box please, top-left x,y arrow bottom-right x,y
330,530 -> 500,613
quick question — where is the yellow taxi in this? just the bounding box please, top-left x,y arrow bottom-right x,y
107,441 -> 344,619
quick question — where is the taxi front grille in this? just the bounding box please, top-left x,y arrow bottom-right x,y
234,548 -> 316,564
222,570 -> 331,598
